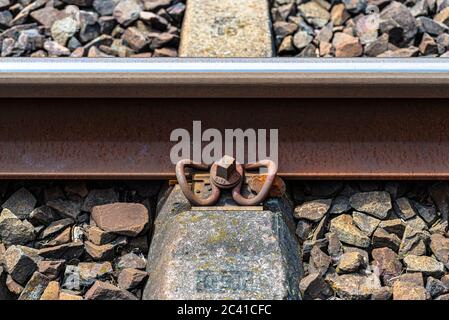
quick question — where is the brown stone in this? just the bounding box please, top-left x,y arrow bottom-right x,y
436,293 -> 449,300
419,33 -> 438,55
380,1 -> 418,43
372,247 -> 403,286
148,32 -> 178,50
85,241 -> 115,261
399,225 -> 429,258
372,228 -> 401,252
441,274 -> 449,287
379,219 -> 406,238
404,255 -> 445,277
342,247 -> 369,266
84,281 -> 137,300
332,32 -> 362,57
117,252 -> 147,270
122,27 -> 148,51
91,203 -> 149,237
70,47 -> 85,57
118,268 -> 148,290
113,0 -> 142,27
37,260 -> 65,280
139,11 -> 168,30
130,52 -> 153,58
297,1 -> 330,28
435,7 -> 449,25
319,41 -> 332,56
326,273 -> 382,300
299,272 -> 331,300
38,242 -> 84,260
153,47 -> 176,57
88,226 -> 117,245
278,35 -> 294,55
329,214 -> 371,248
394,197 -> 417,220
294,199 -> 332,222
40,281 -> 60,300
79,261 -> 113,286
371,287 -> 392,300
88,46 -> 113,57
337,251 -> 365,274
349,191 -> 392,219
352,211 -> 380,237
326,232 -> 343,263
0,208 -> 36,246
44,227 -> 72,247
296,219 -> 313,242
39,218 -> 74,240
331,3 -> 350,26
44,40 -> 71,56
6,275 -> 24,295
377,47 -> 419,57
59,291 -> 83,300
393,281 -> 427,300
30,6 -> 67,29
365,36 -> 389,58
430,233 -> 449,268
394,272 -> 424,287
309,246 -> 332,275
4,245 -> 38,285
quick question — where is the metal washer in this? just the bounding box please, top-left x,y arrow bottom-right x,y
210,163 -> 242,189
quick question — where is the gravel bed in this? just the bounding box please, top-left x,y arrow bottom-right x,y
1,180 -> 449,300
0,0 -> 185,57
271,0 -> 449,57
0,181 -> 161,300
292,181 -> 449,300
1,0 -> 448,58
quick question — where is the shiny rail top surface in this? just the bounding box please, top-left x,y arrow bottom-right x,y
0,58 -> 449,98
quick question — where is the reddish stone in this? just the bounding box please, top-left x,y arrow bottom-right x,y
84,281 -> 137,300
118,268 -> 148,290
91,203 -> 149,237
88,226 -> 116,245
372,247 -> 402,286
6,275 -> 24,295
37,260 -> 65,280
84,241 -> 115,261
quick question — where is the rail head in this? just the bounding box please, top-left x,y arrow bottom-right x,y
1,58 -> 449,98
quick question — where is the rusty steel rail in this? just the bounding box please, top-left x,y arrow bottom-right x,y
0,58 -> 449,179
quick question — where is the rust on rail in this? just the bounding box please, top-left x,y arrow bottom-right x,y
0,98 -> 448,179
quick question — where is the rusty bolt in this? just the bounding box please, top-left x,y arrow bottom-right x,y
215,155 -> 237,180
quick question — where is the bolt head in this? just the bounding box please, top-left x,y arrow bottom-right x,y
215,155 -> 236,180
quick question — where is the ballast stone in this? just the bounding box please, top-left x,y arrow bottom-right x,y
179,0 -> 273,57
143,185 -> 302,300
91,203 -> 149,237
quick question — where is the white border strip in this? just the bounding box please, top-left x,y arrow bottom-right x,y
1,58 -> 449,73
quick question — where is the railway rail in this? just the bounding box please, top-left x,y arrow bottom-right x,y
1,0 -> 449,303
1,58 -> 449,179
